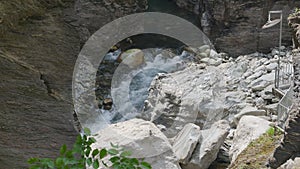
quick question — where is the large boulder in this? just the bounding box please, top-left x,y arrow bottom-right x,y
91,118 -> 181,169
229,116 -> 271,163
182,120 -> 230,169
117,49 -> 145,68
172,123 -> 201,164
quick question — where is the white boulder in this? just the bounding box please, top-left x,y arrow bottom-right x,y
182,120 -> 230,169
229,116 -> 271,163
90,118 -> 181,169
117,49 -> 145,68
172,123 -> 201,164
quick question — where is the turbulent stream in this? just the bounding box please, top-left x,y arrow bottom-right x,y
86,0 -> 201,132
93,48 -> 194,132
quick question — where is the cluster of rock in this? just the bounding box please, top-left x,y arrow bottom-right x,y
141,45 -> 284,136
92,45 -> 290,168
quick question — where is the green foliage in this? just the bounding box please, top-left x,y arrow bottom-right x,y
28,128 -> 152,169
289,7 -> 300,17
267,127 -> 275,136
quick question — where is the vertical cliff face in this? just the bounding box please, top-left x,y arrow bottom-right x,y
0,0 -> 147,168
174,0 -> 300,56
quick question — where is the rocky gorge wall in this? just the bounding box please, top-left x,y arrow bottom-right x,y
0,0 -> 147,168
174,0 -> 300,56
2,0 -> 300,168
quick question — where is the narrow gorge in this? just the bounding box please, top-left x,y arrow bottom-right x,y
0,0 -> 299,169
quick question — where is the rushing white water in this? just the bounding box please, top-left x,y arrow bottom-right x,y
91,48 -> 194,132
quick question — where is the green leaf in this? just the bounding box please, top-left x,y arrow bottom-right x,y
109,156 -> 120,163
120,151 -> 132,157
72,143 -> 82,154
93,159 -> 99,169
130,158 -> 139,165
65,150 -> 74,158
28,158 -> 39,164
140,162 -> 152,169
86,157 -> 92,166
55,157 -> 64,167
87,137 -> 96,146
90,137 -> 96,143
99,149 -> 107,159
40,158 -> 54,168
83,135 -> 87,142
92,149 -> 99,158
85,146 -> 91,157
108,149 -> 119,155
83,128 -> 91,136
46,161 -> 55,168
60,144 -> 67,156
111,162 -> 121,169
75,135 -> 83,145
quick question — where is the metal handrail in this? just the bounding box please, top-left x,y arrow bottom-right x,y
275,60 -> 294,90
277,86 -> 294,129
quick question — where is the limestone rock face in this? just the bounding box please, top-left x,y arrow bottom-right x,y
175,0 -> 300,56
182,120 -> 230,169
91,118 -> 181,169
229,116 -> 271,163
172,123 -> 201,164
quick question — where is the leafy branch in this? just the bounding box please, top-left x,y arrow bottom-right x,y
28,128 -> 151,169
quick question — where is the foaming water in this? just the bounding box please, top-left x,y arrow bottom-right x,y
91,48 -> 194,132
